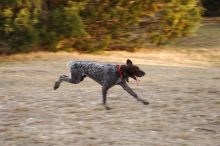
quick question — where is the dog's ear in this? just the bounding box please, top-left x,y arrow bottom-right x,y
126,59 -> 133,66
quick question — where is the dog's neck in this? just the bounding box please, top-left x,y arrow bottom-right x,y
117,65 -> 123,79
118,65 -> 130,82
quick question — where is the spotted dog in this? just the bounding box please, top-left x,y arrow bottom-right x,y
54,59 -> 149,109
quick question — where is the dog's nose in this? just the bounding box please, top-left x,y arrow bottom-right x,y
141,71 -> 145,76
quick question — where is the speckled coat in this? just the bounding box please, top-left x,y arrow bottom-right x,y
54,60 -> 148,109
67,61 -> 121,86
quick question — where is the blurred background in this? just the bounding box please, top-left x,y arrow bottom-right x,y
0,0 -> 219,55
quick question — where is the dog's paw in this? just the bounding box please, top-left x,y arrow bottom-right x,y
104,106 -> 112,110
139,99 -> 149,105
54,82 -> 60,90
142,101 -> 149,105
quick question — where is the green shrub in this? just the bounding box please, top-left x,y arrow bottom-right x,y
0,0 -> 202,54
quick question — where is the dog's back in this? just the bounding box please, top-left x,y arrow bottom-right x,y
68,61 -> 119,86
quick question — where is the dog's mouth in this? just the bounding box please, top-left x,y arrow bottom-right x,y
127,69 -> 145,81
131,72 -> 145,81
131,75 -> 138,81
133,73 -> 145,80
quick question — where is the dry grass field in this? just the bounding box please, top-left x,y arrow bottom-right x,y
0,18 -> 220,146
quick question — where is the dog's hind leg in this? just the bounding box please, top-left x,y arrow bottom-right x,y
120,83 -> 149,105
54,68 -> 87,90
54,75 -> 73,90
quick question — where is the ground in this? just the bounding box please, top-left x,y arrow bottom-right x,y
0,51 -> 220,146
0,18 -> 220,146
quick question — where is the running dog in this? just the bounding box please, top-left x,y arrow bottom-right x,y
54,59 -> 149,109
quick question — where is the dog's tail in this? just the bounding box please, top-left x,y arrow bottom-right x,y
67,61 -> 75,70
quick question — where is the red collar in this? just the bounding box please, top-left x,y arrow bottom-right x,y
117,65 -> 123,79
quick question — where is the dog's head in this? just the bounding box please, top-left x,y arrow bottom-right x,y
121,59 -> 145,81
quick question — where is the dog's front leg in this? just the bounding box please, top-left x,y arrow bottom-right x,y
102,86 -> 111,110
120,83 -> 149,105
